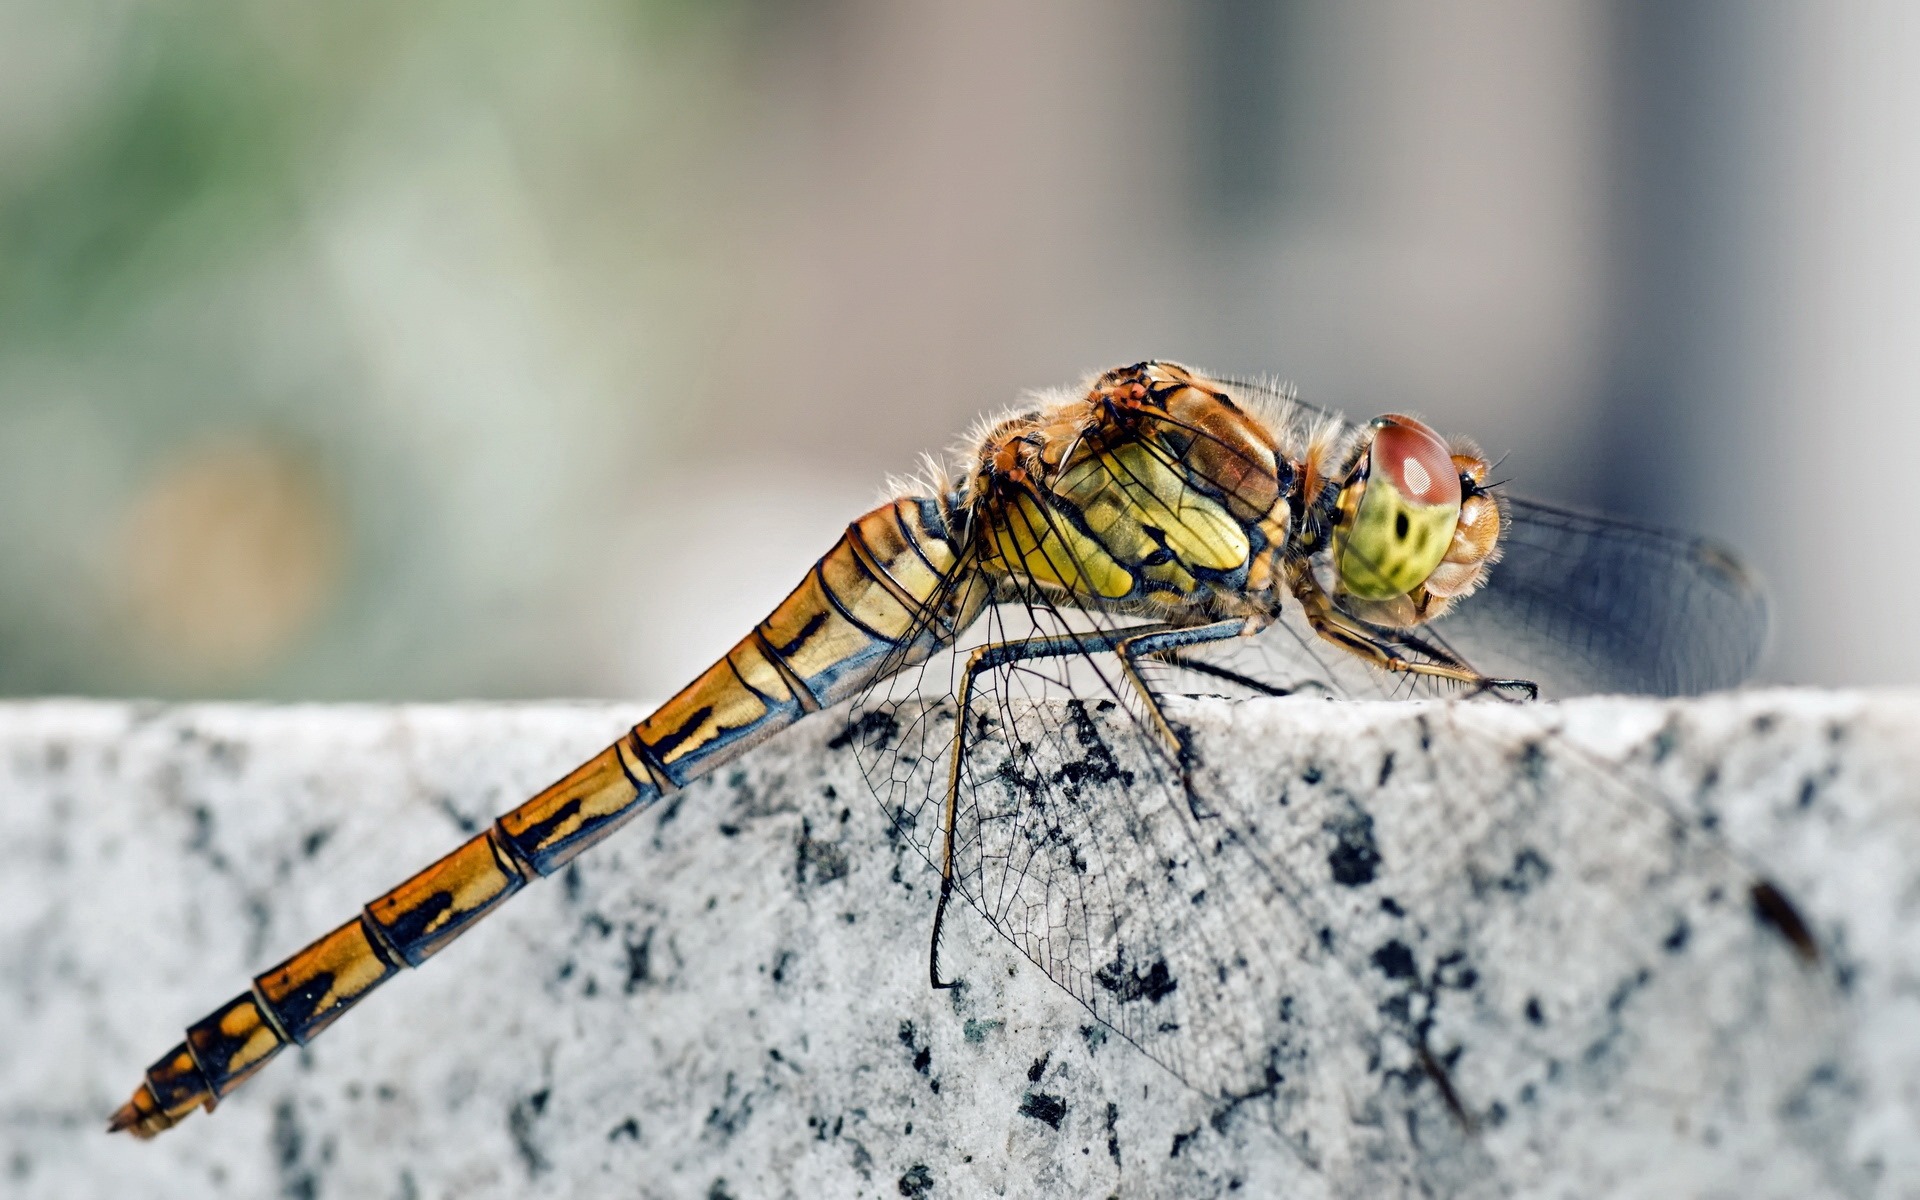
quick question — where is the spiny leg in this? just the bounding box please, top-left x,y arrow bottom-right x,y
1152,651 -> 1311,698
1293,582 -> 1537,699
1111,620 -> 1258,807
929,624 -> 1182,988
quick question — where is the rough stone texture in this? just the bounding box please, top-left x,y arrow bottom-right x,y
1,692 -> 1916,1199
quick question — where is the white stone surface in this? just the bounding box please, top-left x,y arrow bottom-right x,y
1,692 -> 1916,1199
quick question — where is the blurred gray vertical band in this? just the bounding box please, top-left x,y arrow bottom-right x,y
1190,0 -> 1291,230
1596,2 -> 1782,530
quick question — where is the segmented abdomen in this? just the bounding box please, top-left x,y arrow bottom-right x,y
113,493 -> 972,1137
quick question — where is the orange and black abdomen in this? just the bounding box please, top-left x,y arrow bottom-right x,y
111,493 -> 977,1138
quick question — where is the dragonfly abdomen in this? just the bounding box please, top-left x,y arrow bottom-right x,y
112,493 -> 979,1138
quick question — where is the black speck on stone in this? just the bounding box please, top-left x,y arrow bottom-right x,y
1607,967 -> 1652,1014
830,709 -> 899,753
1525,996 -> 1545,1026
1170,1127 -> 1201,1158
1516,739 -> 1548,782
1370,939 -> 1418,981
1095,955 -> 1177,1004
1019,1091 -> 1067,1130
898,1021 -> 932,1075
1663,918 -> 1691,954
1324,809 -> 1381,887
508,1090 -> 551,1177
188,805 -> 215,854
623,927 -> 653,994
1496,848 -> 1552,895
436,795 -> 480,836
1027,1052 -> 1050,1083
898,1164 -> 935,1196
271,1098 -> 318,1200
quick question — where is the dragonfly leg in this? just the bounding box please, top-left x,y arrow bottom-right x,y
929,624 -> 1184,988
1293,581 -> 1538,698
1112,620 -> 1259,792
1149,651 -> 1313,698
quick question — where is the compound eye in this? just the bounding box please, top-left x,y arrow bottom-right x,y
1334,414 -> 1466,603
1370,415 -> 1461,508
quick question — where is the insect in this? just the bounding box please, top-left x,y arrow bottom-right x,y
111,360 -> 1799,1142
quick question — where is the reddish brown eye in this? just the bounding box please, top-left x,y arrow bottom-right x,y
1370,415 -> 1461,507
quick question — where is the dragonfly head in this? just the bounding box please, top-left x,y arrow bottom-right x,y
1329,414 -> 1501,622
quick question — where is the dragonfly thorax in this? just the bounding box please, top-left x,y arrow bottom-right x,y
965,362 -> 1297,621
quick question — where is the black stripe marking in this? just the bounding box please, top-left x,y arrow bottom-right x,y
644,704 -> 715,762
771,588 -> 834,656
846,520 -> 927,619
375,890 -> 456,959
510,796 -> 584,863
722,649 -> 777,705
753,629 -> 822,713
812,558 -> 899,645
890,501 -> 945,580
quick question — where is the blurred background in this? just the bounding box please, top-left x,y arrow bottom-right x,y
0,0 -> 1914,700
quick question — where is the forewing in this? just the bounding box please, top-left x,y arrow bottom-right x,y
1430,498 -> 1769,697
1214,374 -> 1770,697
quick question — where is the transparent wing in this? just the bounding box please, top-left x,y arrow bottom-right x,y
1427,497 -> 1769,697
847,627 -> 1840,1170
847,583 -> 1416,1162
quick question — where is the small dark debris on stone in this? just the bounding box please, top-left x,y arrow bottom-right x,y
1019,1091 -> 1067,1130
898,1163 -> 935,1196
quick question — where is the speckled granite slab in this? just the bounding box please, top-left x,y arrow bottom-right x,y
2,693 -> 1916,1199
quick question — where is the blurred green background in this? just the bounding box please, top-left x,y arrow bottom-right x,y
1,2 -> 1915,699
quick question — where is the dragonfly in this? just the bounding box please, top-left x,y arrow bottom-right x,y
110,360 -> 1804,1146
